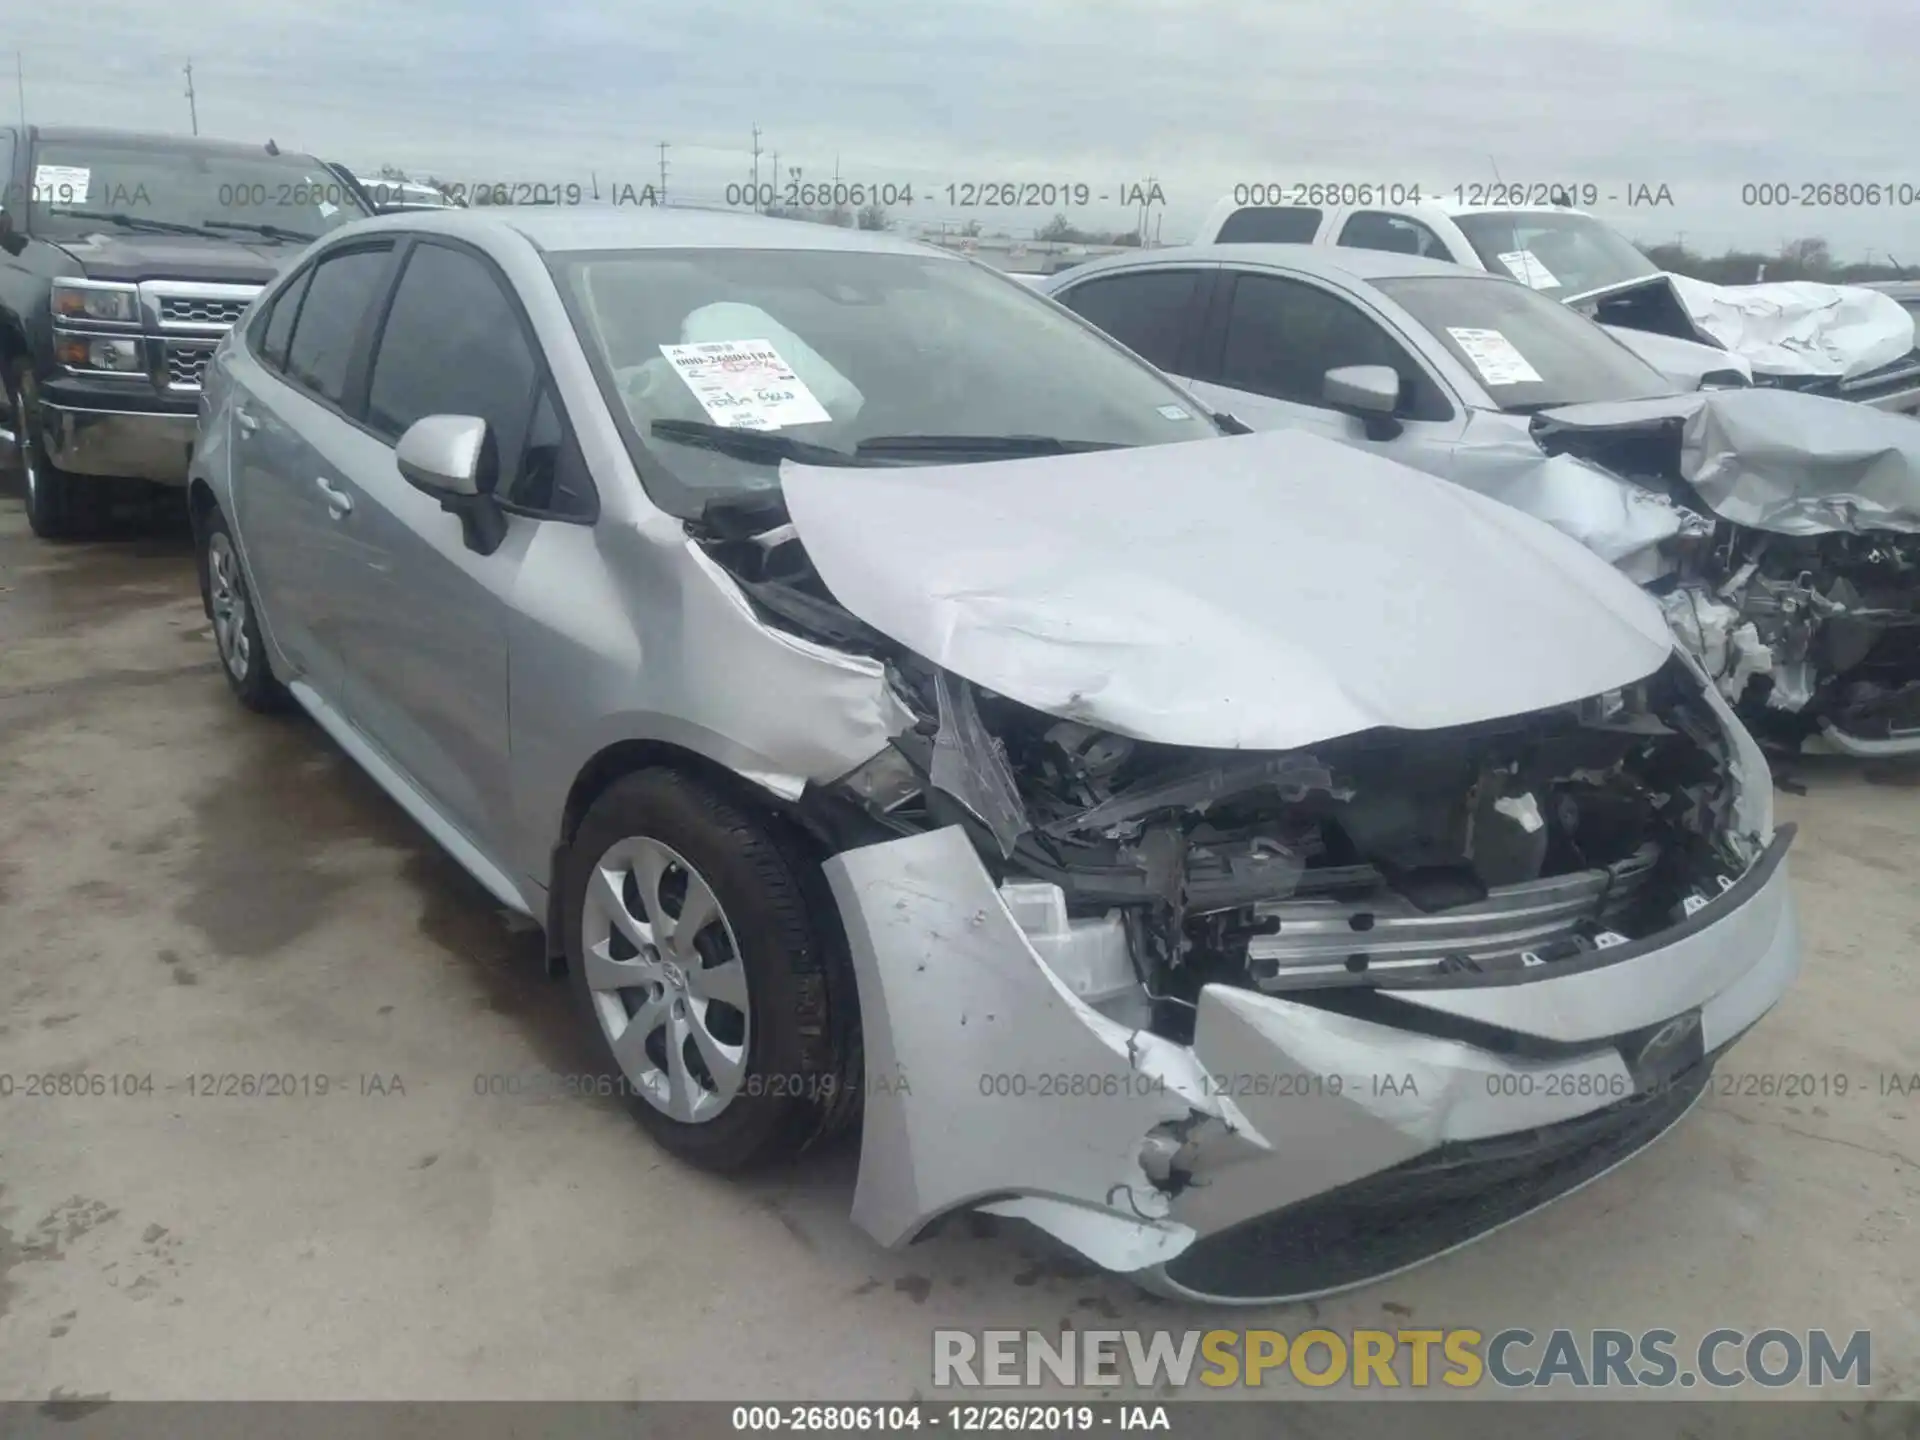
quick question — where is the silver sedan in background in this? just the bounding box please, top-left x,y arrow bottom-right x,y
188,208 -> 1797,1303
1042,246 -> 1920,757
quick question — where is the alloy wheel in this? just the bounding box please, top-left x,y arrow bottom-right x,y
580,836 -> 752,1123
206,531 -> 252,681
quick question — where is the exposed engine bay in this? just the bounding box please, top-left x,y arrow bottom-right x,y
1531,399 -> 1920,750
696,512 -> 1767,1046
1658,529 -> 1920,746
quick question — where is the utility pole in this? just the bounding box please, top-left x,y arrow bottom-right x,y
14,52 -> 25,130
750,124 -> 763,209
183,59 -> 198,135
769,151 -> 779,210
656,141 -> 669,203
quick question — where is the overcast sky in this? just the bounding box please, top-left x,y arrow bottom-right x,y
10,0 -> 1919,259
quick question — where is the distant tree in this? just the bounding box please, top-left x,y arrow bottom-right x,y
1781,236 -> 1833,275
1638,234 -> 1912,285
376,163 -> 409,180
960,217 -> 983,238
1037,213 -> 1076,243
826,204 -> 854,228
857,202 -> 888,230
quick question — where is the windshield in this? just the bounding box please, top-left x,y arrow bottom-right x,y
1375,273 -> 1676,411
27,141 -> 370,241
551,247 -> 1219,515
1451,211 -> 1661,298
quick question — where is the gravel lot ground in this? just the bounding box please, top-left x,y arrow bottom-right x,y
0,489 -> 1915,1406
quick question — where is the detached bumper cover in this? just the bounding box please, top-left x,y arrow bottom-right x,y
826,825 -> 1800,1301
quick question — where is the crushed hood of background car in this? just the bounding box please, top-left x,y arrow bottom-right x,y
1530,388 -> 1920,537
1665,273 -> 1916,381
776,428 -> 1675,751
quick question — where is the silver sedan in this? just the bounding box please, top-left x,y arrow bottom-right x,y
189,208 -> 1797,1303
1042,245 -> 1920,756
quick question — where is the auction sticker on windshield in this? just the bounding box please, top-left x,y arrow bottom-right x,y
659,339 -> 832,430
32,165 -> 91,205
1446,327 -> 1544,386
1497,249 -> 1560,289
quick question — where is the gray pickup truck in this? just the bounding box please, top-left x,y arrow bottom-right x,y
0,126 -> 373,537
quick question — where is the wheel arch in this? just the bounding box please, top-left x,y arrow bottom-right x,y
545,737 -> 866,1144
543,738 -> 834,965
187,479 -> 220,614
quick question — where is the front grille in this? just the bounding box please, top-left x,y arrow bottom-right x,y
165,343 -> 218,391
159,295 -> 251,327
1160,1060 -> 1710,1301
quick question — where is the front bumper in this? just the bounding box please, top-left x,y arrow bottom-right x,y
40,404 -> 196,485
824,823 -> 1801,1303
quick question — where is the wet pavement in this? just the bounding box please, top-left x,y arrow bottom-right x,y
0,487 -> 1915,1402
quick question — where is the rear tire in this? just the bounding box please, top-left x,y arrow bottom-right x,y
197,505 -> 290,712
8,360 -> 107,540
562,768 -> 860,1172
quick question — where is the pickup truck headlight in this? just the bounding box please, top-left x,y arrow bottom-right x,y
52,279 -> 139,324
54,333 -> 143,373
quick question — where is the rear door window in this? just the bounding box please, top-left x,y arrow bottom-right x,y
281,246 -> 395,409
1336,211 -> 1450,260
1053,270 -> 1206,373
254,269 -> 312,373
1215,206 -> 1323,243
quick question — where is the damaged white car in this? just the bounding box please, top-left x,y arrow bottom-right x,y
1044,246 -> 1920,757
192,209 -> 1799,1304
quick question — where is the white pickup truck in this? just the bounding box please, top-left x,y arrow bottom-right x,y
1192,194 -> 1920,413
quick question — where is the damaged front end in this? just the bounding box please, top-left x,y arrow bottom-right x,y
692,505 -> 1795,1300
1656,529 -> 1920,754
1532,389 -> 1920,754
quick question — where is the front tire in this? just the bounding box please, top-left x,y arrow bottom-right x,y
198,506 -> 289,712
562,768 -> 859,1172
7,360 -> 106,540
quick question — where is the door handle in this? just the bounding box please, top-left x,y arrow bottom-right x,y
314,476 -> 353,518
234,408 -> 259,434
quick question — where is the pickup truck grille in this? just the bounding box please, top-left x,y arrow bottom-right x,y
158,295 -> 251,327
165,342 -> 220,392
137,281 -> 264,394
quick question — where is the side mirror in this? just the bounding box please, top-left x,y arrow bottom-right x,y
1323,364 -> 1404,440
0,209 -> 23,256
396,414 -> 507,554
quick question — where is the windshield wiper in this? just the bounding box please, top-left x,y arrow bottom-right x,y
200,219 -> 319,243
650,419 -> 876,467
48,209 -> 220,238
853,433 -> 1129,458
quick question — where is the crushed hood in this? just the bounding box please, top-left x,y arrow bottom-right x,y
1534,389 -> 1920,536
778,429 -> 1674,750
1566,272 -> 1915,382
1664,273 -> 1915,381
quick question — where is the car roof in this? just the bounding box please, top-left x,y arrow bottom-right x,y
329,205 -> 961,259
28,126 -> 326,162
1050,242 -> 1497,287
